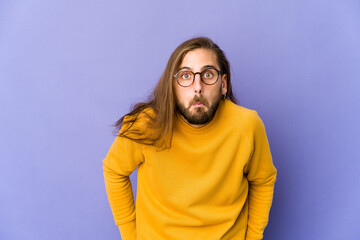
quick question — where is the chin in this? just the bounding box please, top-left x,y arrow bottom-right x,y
191,106 -> 208,113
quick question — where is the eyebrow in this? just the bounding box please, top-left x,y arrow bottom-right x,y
177,65 -> 217,72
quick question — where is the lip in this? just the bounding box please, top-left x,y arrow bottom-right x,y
192,102 -> 205,107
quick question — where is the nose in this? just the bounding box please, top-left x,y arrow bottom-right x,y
193,73 -> 203,94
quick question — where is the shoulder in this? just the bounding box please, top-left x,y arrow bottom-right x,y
120,107 -> 156,137
222,100 -> 260,123
221,99 -> 266,134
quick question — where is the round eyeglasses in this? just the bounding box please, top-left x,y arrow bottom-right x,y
174,67 -> 222,87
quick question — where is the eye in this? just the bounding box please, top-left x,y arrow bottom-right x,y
180,72 -> 192,80
203,71 -> 214,78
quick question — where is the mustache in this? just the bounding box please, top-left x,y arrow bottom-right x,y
189,95 -> 209,107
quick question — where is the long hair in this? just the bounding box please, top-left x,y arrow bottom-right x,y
113,37 -> 238,148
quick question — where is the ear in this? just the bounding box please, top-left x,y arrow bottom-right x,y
221,74 -> 227,95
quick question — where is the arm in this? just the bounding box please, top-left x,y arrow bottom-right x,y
244,112 -> 277,240
103,134 -> 143,240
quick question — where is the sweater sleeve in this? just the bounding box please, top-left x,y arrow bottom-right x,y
102,133 -> 144,240
244,112 -> 277,240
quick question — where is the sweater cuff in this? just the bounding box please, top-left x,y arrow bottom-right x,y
118,219 -> 136,240
246,236 -> 261,240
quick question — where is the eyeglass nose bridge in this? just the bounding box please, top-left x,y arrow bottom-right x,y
193,72 -> 202,82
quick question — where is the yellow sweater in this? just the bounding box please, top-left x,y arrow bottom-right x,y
103,99 -> 277,240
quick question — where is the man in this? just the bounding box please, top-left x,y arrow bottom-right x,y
103,37 -> 277,240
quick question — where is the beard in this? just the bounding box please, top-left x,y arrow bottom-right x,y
176,92 -> 222,125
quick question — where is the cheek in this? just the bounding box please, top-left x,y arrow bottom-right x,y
204,85 -> 222,102
174,86 -> 188,104
178,92 -> 193,106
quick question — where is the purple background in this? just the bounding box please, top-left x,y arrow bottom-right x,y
1,1 -> 359,239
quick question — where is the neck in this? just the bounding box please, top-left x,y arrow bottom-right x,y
177,113 -> 208,128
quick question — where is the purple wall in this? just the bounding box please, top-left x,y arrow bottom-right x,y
1,1 -> 359,239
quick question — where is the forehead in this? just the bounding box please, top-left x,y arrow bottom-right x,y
180,48 -> 218,69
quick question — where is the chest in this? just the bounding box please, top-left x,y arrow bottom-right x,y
140,129 -> 252,203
